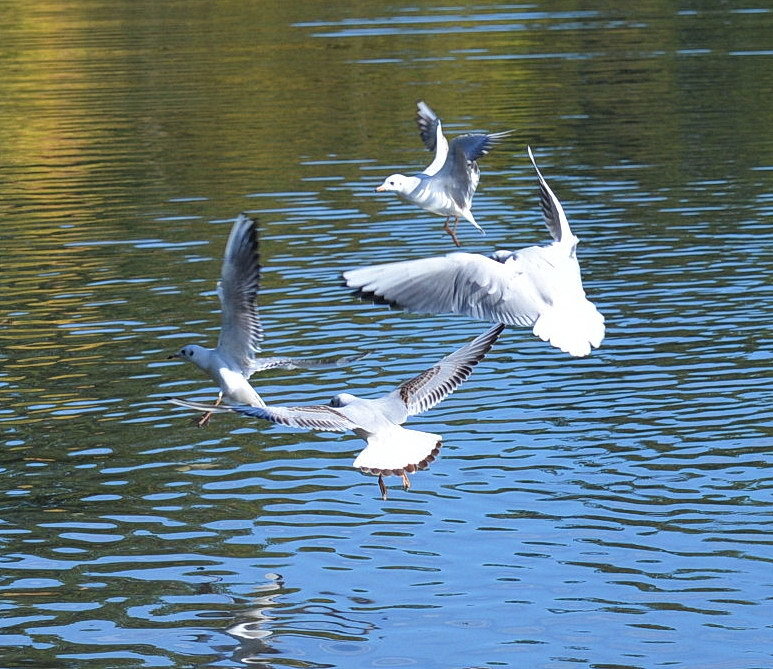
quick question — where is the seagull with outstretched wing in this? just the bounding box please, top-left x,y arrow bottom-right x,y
347,147 -> 605,357
168,213 -> 368,426
168,324 -> 504,498
375,101 -> 513,247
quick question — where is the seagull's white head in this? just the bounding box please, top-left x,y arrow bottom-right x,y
167,344 -> 209,370
375,174 -> 413,194
329,392 -> 358,408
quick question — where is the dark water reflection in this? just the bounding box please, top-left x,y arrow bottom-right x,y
1,1 -> 771,667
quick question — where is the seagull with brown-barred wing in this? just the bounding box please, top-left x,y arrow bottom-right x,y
168,324 -> 504,499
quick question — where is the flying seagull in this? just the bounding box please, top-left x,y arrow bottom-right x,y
346,147 -> 605,357
168,213 -> 368,426
168,324 -> 504,499
375,100 -> 513,247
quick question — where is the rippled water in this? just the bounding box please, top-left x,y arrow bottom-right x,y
1,1 -> 771,667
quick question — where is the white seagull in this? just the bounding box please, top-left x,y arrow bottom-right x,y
168,324 -> 504,499
375,100 -> 513,247
346,147 -> 605,357
168,213 -> 367,426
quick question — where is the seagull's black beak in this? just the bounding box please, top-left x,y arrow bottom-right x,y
167,353 -> 179,360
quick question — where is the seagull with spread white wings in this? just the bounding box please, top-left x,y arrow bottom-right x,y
168,214 -> 367,426
168,324 -> 504,498
346,147 -> 605,357
375,101 -> 513,247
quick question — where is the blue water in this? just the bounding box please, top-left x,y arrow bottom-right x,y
0,1 -> 771,667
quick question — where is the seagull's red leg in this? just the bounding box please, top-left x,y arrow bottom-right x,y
196,395 -> 222,428
443,217 -> 461,247
378,474 -> 387,500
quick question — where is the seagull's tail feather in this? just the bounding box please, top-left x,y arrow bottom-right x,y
462,210 -> 485,234
532,302 -> 605,357
249,351 -> 369,374
354,426 -> 442,477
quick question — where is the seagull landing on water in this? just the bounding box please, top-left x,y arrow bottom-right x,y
375,101 -> 514,247
168,324 -> 504,499
167,213 -> 368,426
346,147 -> 605,358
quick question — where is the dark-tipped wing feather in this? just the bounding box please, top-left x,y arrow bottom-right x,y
440,131 -> 513,208
231,404 -> 360,432
250,351 -> 369,374
376,324 -> 504,423
527,146 -> 573,243
448,130 -> 512,165
416,101 -> 449,177
416,100 -> 441,152
167,397 -> 359,432
343,254 -> 544,328
216,213 -> 263,370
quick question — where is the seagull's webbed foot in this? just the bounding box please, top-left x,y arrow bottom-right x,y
401,472 -> 411,491
378,474 -> 387,500
443,217 -> 462,247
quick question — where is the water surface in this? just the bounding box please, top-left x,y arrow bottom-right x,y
0,1 -> 771,667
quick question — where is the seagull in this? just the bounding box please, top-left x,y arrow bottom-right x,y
168,213 -> 368,426
168,324 -> 504,499
346,147 -> 605,358
375,100 -> 513,247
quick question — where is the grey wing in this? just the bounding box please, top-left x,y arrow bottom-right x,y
439,132 -> 512,207
416,100 -> 440,152
343,252 -> 546,327
167,397 -> 236,414
377,324 -> 505,422
416,101 -> 448,176
249,351 -> 369,374
448,131 -> 511,165
166,396 -> 358,431
231,404 -> 360,432
216,213 -> 263,371
527,146 -> 574,243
